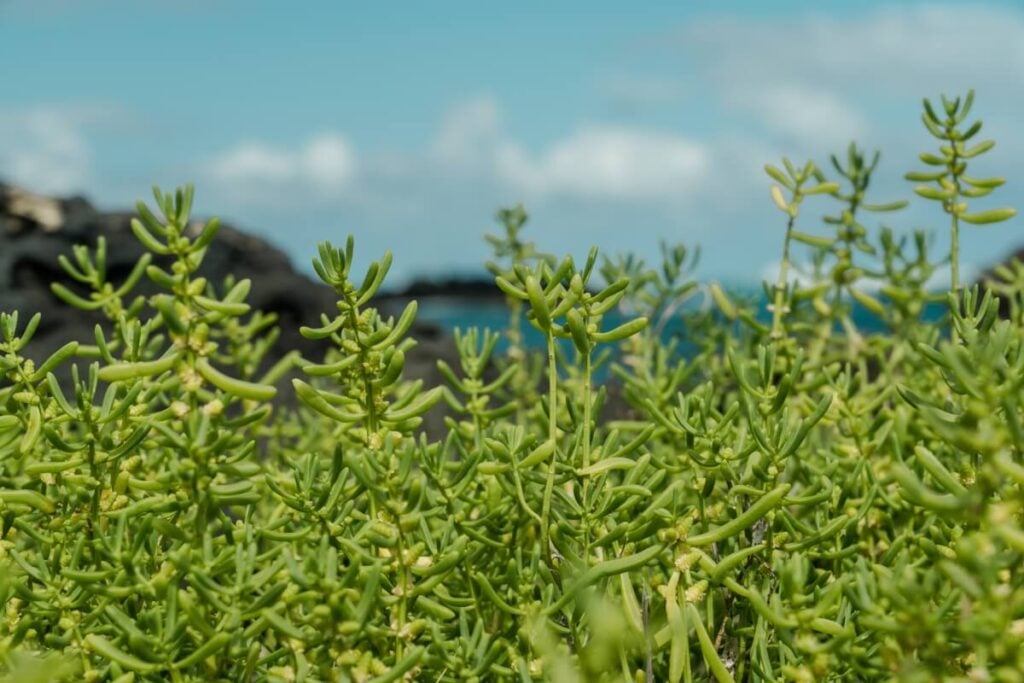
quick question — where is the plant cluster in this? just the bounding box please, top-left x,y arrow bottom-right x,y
0,91 -> 1022,682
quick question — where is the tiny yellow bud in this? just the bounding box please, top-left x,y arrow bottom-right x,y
684,579 -> 708,604
203,399 -> 224,417
1011,619 -> 1024,638
674,549 -> 700,572
180,367 -> 203,392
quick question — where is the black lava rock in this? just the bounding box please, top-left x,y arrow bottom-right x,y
0,183 -> 456,432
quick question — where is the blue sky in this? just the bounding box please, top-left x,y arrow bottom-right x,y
2,1 -> 1023,286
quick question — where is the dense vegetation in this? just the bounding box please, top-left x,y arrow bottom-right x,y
1,91 -> 1022,682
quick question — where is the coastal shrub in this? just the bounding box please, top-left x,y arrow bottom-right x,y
0,90 -> 1022,682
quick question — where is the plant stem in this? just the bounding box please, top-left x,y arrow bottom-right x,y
581,347 -> 592,562
540,331 -> 558,557
506,298 -> 533,425
395,530 -> 408,660
950,212 -> 960,296
343,292 -> 379,442
771,215 -> 796,338
471,386 -> 483,455
947,122 -> 962,344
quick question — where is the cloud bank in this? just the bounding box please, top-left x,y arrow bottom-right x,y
3,3 -> 1022,283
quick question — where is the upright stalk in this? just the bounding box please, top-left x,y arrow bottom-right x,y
771,215 -> 796,338
946,141 -> 962,345
908,91 -> 1017,340
394,530 -> 408,660
507,298 -> 531,423
765,161 -> 836,338
946,138 -> 962,301
580,348 -> 592,562
342,292 -> 379,442
539,331 -> 558,556
581,351 -> 592,475
950,211 -> 960,296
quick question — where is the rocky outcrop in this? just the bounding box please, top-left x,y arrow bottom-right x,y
976,248 -> 1024,319
0,183 -> 455,417
378,276 -> 502,302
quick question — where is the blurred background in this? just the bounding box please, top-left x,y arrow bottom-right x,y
1,0 -> 1022,289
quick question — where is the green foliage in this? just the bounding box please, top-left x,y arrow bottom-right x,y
1,90 -> 1023,682
295,238 -> 442,447
905,89 -> 1017,294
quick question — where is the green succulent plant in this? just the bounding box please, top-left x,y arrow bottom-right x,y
1,90 -> 1022,682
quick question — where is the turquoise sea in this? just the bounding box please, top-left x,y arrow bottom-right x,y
410,292 -> 947,349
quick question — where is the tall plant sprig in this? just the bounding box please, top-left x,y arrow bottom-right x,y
100,185 -> 277,521
765,159 -> 840,339
50,236 -> 151,325
601,244 -> 705,423
495,255 -> 575,556
600,242 -> 699,335
907,89 -> 1017,297
436,327 -> 517,453
485,205 -> 553,419
290,238 -> 451,672
824,144 -> 908,332
486,206 -> 533,359
0,313 -> 78,462
560,249 -> 648,562
874,228 -> 941,338
294,237 -> 442,449
106,185 -> 277,400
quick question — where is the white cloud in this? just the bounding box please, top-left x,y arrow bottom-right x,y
497,125 -> 708,200
343,96 -> 714,203
208,133 -> 357,197
0,107 -> 92,194
671,5 -> 1024,157
431,97 -> 503,167
209,143 -> 294,183
303,134 -> 358,190
599,73 -> 686,108
728,84 -> 869,149
679,5 -> 1024,94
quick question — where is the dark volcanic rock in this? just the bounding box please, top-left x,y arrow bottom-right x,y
379,276 -> 502,302
0,183 -> 455,429
2,185 -> 335,358
977,247 -> 1024,319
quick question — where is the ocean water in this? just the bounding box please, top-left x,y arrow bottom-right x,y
412,294 -> 947,350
